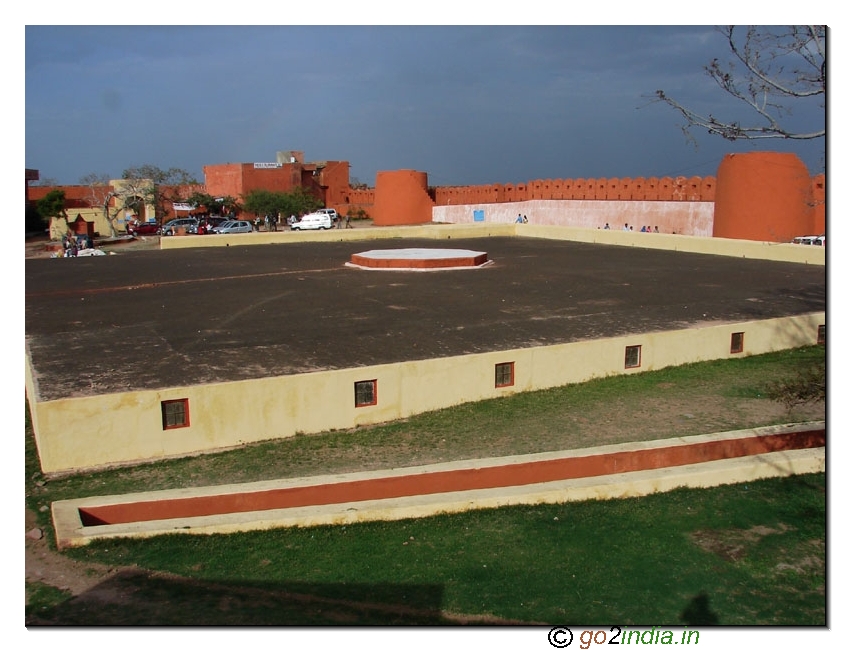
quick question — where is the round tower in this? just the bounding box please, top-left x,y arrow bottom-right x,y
373,170 -> 434,226
713,152 -> 814,242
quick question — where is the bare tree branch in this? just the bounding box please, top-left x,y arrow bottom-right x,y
80,174 -> 121,238
651,26 -> 825,142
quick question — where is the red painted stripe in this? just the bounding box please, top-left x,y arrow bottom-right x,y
78,429 -> 824,527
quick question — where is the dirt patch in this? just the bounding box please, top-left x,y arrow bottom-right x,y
689,524 -> 792,562
25,508 -> 117,598
775,539 -> 825,575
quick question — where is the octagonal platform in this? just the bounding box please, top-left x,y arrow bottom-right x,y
348,248 -> 491,270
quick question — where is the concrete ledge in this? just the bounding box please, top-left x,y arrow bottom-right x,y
53,422 -> 825,549
159,222 -> 825,266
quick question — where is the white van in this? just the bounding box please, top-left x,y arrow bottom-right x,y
316,208 -> 339,222
291,213 -> 333,230
792,235 -> 818,245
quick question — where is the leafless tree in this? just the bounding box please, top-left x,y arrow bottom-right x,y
79,166 -> 201,236
79,173 -> 122,238
653,26 -> 825,142
123,165 -> 202,226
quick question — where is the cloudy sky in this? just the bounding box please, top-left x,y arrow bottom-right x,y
25,21 -> 827,188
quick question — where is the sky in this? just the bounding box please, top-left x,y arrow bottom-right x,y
23,21 -> 828,188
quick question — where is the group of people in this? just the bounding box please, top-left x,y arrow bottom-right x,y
515,214 -> 529,223
254,215 -> 279,232
603,223 -> 660,233
60,232 -> 93,257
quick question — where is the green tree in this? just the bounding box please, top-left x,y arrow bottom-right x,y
241,188 -> 323,221
36,189 -> 70,234
287,187 -> 324,216
653,26 -> 825,142
185,191 -> 240,216
241,189 -> 281,219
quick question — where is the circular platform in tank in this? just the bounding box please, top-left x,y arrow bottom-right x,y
348,248 -> 491,270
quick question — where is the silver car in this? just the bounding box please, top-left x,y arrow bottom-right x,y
162,218 -> 199,235
213,220 -> 253,234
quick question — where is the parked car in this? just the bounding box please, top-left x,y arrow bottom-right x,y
162,218 -> 199,235
206,216 -> 230,229
291,213 -> 333,231
212,220 -> 253,234
127,221 -> 161,236
210,220 -> 234,233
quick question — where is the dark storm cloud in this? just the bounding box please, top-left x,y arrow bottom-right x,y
25,25 -> 825,186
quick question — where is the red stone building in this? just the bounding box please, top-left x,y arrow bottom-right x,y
203,150 -> 351,216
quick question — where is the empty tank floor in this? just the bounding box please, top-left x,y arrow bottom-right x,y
25,236 -> 825,400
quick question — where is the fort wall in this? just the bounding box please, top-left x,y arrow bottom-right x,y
433,200 -> 714,235
433,175 -> 716,205
29,152 -> 825,243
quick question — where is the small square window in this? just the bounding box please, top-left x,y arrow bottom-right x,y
731,332 -> 744,354
355,379 -> 377,407
818,324 -> 825,345
625,345 -> 641,369
495,362 -> 515,388
161,398 -> 190,430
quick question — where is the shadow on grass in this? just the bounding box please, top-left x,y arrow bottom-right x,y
27,570 -> 462,626
679,592 -> 720,626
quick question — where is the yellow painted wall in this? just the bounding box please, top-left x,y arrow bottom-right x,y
161,223 -> 826,266
48,208 -> 102,240
27,312 -> 825,475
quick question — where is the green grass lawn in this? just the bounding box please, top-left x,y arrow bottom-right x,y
26,346 -> 826,625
